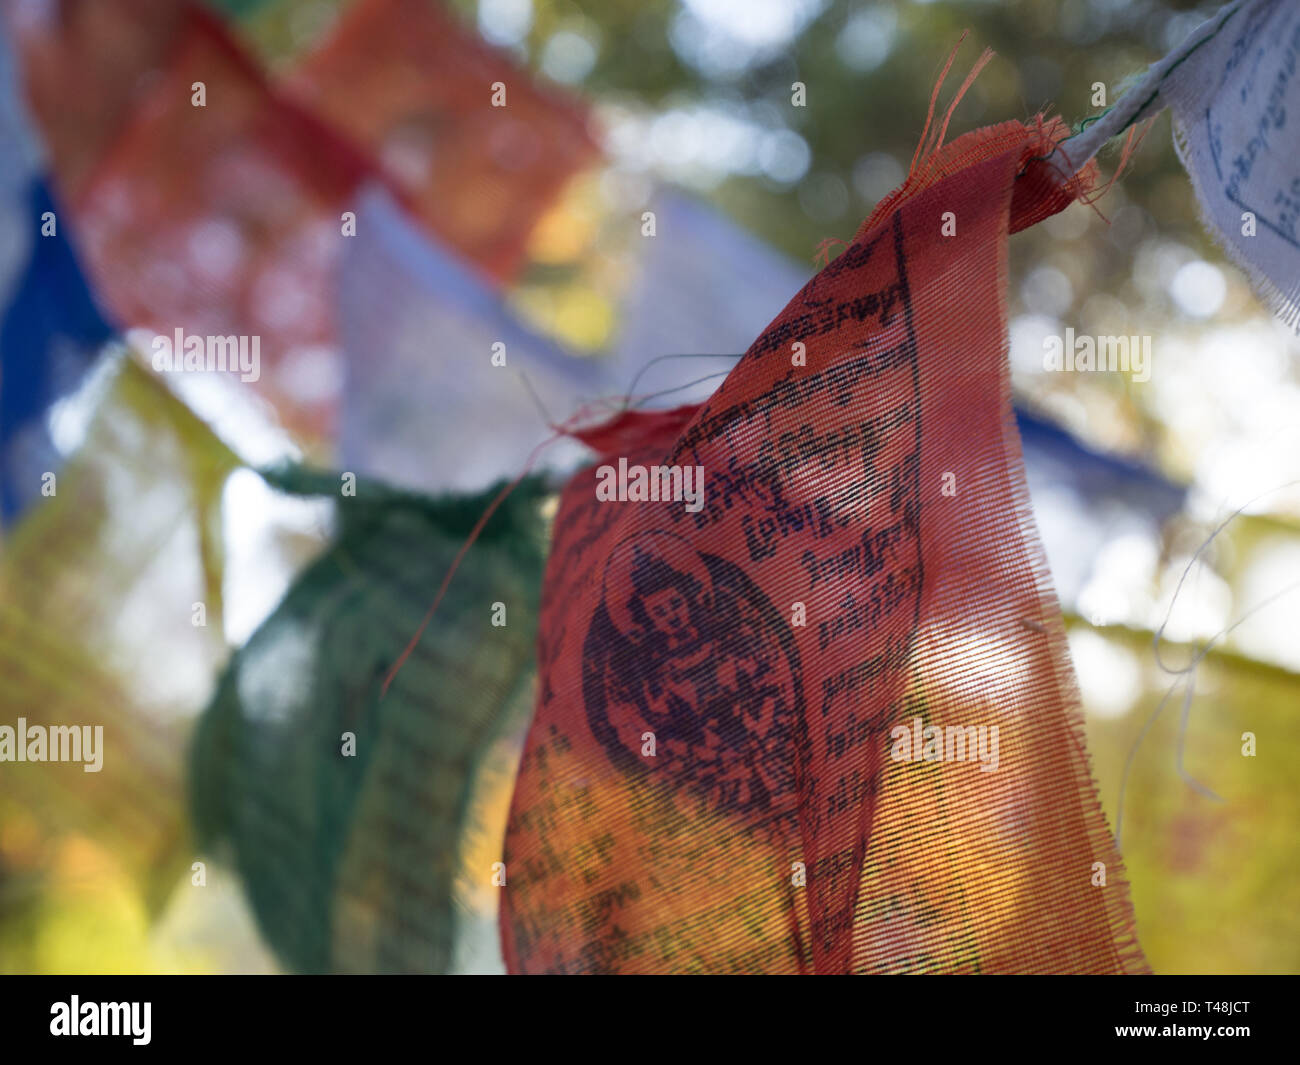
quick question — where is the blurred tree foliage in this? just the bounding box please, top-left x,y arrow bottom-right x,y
222,1 -> 1266,470
228,0 -> 1217,279
18,0 -> 1286,975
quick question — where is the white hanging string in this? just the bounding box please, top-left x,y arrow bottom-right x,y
1040,0 -> 1249,182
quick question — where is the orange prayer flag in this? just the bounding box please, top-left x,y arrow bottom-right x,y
286,0 -> 600,282
67,4 -> 383,440
2,0 -> 188,199
500,116 -> 1147,974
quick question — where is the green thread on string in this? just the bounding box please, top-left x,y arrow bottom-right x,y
1017,109 -> 1117,173
1017,0 -> 1248,181
1114,0 -> 1247,134
1074,111 -> 1111,134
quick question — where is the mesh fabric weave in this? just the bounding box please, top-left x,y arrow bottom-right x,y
500,118 -> 1149,974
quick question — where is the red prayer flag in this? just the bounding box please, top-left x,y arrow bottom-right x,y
68,3 -> 382,439
2,0 -> 188,199
286,0 -> 600,282
499,117 -> 1148,974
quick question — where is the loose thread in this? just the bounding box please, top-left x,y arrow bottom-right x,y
1076,118 -> 1154,221
1114,479 -> 1300,845
620,352 -> 742,407
813,237 -> 849,269
929,46 -> 995,157
910,30 -> 969,173
379,427 -> 567,697
381,352 -> 743,695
